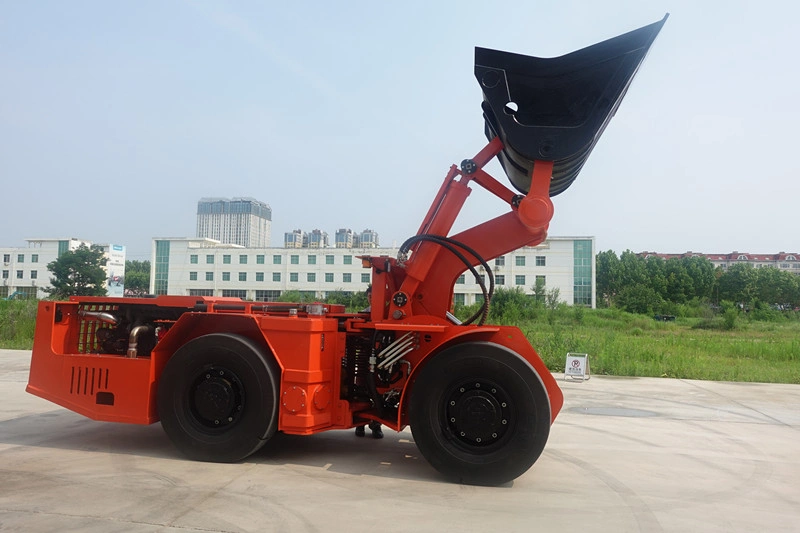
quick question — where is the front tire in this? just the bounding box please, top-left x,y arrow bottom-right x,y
410,342 -> 551,485
158,333 -> 279,463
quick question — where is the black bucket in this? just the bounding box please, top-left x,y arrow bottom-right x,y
475,14 -> 668,196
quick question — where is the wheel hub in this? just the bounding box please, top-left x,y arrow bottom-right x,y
191,367 -> 244,428
446,381 -> 510,446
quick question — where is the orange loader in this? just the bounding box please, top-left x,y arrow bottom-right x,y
27,16 -> 667,485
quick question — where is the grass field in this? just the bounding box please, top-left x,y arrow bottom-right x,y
520,308 -> 800,384
1,300 -> 798,384
0,299 -> 37,350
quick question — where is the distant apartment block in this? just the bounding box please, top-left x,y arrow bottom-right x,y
640,251 -> 800,273
196,197 -> 272,248
285,228 -> 379,249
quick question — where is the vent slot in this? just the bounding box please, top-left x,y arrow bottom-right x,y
70,366 -> 109,396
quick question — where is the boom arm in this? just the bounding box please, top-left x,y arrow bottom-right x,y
367,15 -> 668,323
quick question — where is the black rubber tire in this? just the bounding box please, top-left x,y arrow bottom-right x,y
409,341 -> 551,485
158,333 -> 279,463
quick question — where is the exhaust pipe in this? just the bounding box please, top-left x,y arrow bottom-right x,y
78,309 -> 119,325
127,325 -> 153,358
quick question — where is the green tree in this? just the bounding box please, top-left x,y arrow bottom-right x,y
717,263 -> 758,305
645,256 -> 667,299
664,257 -> 693,304
616,284 -> 664,315
596,250 -> 621,307
45,244 -> 107,299
124,260 -> 151,296
684,256 -> 715,300
619,250 -> 649,288
491,286 -> 534,323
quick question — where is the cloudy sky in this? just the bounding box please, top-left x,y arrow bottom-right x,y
2,1 -> 798,261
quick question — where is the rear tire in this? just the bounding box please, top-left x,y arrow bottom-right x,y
410,341 -> 551,485
158,333 -> 279,463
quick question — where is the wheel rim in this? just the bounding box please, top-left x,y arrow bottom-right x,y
444,379 -> 514,449
189,366 -> 245,431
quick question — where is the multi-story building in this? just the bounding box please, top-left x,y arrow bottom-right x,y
334,228 -> 354,248
355,229 -> 379,248
196,197 -> 272,248
640,251 -> 800,274
286,228 -> 377,249
1,238 -> 126,299
307,229 -> 329,248
149,236 -> 596,307
284,229 -> 304,248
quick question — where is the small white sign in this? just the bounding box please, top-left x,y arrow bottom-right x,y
564,353 -> 590,381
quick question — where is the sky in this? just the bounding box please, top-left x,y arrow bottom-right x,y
2,1 -> 798,261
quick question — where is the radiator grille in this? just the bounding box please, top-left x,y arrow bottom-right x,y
77,304 -> 119,353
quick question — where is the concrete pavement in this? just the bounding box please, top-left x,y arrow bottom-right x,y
1,349 -> 798,532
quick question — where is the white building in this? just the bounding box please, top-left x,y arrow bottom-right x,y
149,236 -> 596,307
196,197 -> 272,248
1,238 -> 126,299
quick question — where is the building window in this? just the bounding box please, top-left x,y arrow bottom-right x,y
536,275 -> 546,286
456,274 -> 465,284
17,254 -> 24,263
16,270 -> 23,279
223,255 -> 231,264
206,272 -> 214,281
343,255 -> 353,265
189,289 -> 214,296
343,273 -> 352,283
273,255 -> 282,265
2,254 -> 9,263
307,273 -> 316,282
474,274 -> 485,284
154,240 -> 170,295
326,255 -> 334,265
255,290 -> 281,302
206,255 -> 214,264
787,255 -> 797,261
495,256 -> 505,267
453,293 -> 465,306
361,273 -> 370,283
496,274 -> 505,285
515,256 -> 525,266
256,254 -> 265,264
515,275 -> 525,285
273,272 -> 281,282
325,273 -> 334,282
239,272 -> 247,282
31,254 -> 38,263
291,255 -> 299,265
536,256 -> 546,267
290,273 -> 298,282
239,255 -> 248,264
222,272 -> 231,281
308,255 -> 317,265
2,270 -> 8,279
256,272 -> 264,282
30,270 -> 38,280
573,239 -> 593,306
222,289 -> 246,298
190,255 -> 198,264
189,272 -> 198,281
